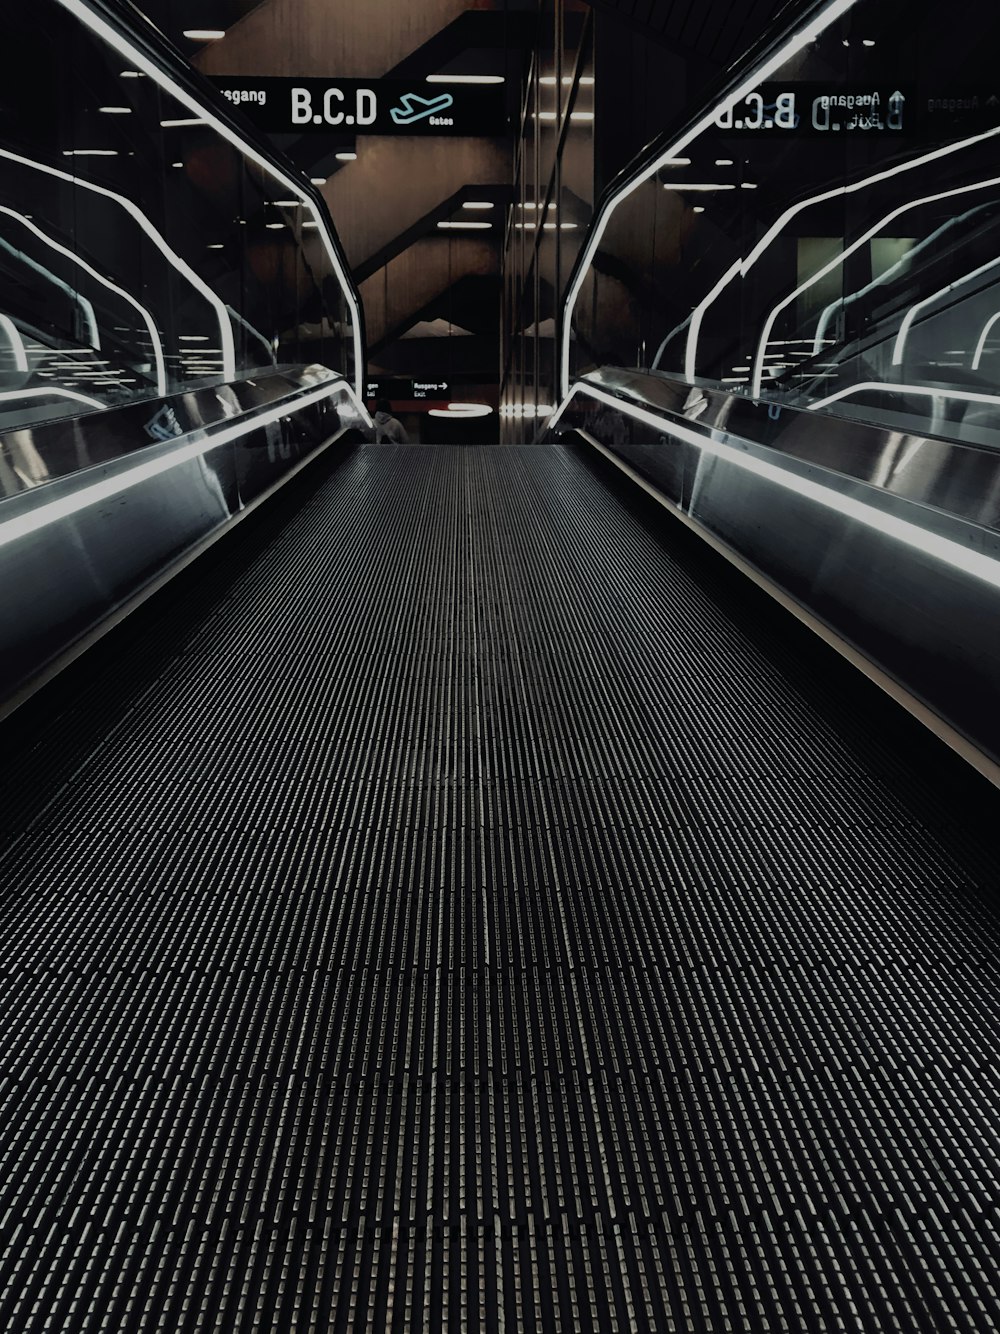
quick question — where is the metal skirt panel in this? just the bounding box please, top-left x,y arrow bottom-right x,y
0,374 -> 366,711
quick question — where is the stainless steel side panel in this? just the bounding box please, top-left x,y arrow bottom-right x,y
0,371 -> 369,709
555,373 -> 1000,768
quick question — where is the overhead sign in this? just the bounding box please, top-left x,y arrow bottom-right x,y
367,378 -> 450,401
715,85 -> 911,135
212,77 -> 506,136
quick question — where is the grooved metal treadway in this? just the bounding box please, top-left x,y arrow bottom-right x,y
3,442 -> 1000,1331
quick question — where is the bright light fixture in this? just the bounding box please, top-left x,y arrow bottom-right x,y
437,221 -> 491,229
428,402 -> 493,417
462,201 -> 494,209
265,222 -> 284,230
99,106 -> 132,114
335,152 -> 357,162
183,29 -> 225,39
663,183 -> 736,191
160,117 -> 205,128
62,149 -> 117,156
310,177 -> 327,185
426,74 -> 503,84
272,199 -> 300,207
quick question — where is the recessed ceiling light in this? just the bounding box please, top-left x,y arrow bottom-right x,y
172,161 -> 183,168
715,158 -> 734,166
119,71 -> 144,78
207,243 -> 224,249
740,182 -> 758,189
569,111 -> 594,120
183,29 -> 226,40
693,206 -> 705,213
428,402 -> 493,417
437,220 -> 492,229
99,106 -> 132,114
462,201 -> 494,209
335,152 -> 357,161
426,75 -> 504,84
179,335 -> 209,341
265,222 -> 284,229
862,38 -> 876,45
272,199 -> 300,207
661,158 -> 692,167
663,183 -> 736,191
62,149 -> 118,156
310,177 -> 327,185
160,117 -> 205,128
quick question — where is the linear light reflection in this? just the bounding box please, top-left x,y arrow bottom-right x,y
686,124 -> 1000,387
812,202 -> 994,353
806,381 -> 1000,412
559,0 -> 860,395
0,315 -> 29,372
0,386 -> 104,410
892,253 -> 1000,365
0,206 -> 166,395
753,172 -> 1000,393
55,0 -> 364,398
0,146 -> 235,381
551,381 -> 1000,591
972,312 -> 1000,369
0,379 -> 359,551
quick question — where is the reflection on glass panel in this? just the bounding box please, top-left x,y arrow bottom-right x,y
0,0 -> 359,434
567,0 -> 1000,450
501,0 -> 594,439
